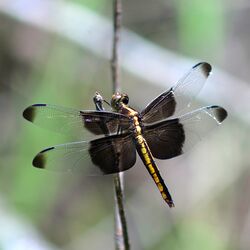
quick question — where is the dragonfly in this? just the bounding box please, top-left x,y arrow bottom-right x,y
23,62 -> 227,208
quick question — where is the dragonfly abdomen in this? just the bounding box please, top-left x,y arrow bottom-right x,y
135,134 -> 175,208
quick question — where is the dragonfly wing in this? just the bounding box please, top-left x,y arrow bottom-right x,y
141,62 -> 212,123
144,106 -> 227,159
32,133 -> 136,175
23,104 -> 131,139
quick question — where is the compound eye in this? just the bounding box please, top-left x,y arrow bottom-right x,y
122,95 -> 129,105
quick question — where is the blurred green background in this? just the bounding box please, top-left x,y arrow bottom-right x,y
0,0 -> 249,249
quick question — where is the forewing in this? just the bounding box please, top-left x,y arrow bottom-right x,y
141,62 -> 212,123
32,134 -> 136,175
144,106 -> 227,159
23,104 -> 131,139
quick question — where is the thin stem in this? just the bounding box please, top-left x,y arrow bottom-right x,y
111,0 -> 130,249
114,173 -> 130,250
111,0 -> 122,92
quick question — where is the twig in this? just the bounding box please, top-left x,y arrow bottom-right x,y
113,174 -> 130,250
111,0 -> 130,249
111,0 -> 122,92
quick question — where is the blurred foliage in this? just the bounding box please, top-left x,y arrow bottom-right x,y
71,0 -> 108,12
177,0 -> 225,59
156,220 -> 228,250
0,0 -> 249,249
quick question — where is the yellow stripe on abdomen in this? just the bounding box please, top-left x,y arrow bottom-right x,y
136,135 -> 174,207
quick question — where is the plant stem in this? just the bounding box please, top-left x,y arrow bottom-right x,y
111,0 -> 122,92
111,0 -> 130,249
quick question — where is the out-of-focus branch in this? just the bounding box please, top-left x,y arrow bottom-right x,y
111,0 -> 130,249
113,174 -> 130,250
111,0 -> 122,93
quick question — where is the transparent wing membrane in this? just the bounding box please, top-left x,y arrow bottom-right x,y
144,105 -> 227,159
141,62 -> 212,123
23,104 -> 131,139
32,134 -> 136,175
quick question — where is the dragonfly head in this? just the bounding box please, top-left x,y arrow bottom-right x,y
111,92 -> 129,111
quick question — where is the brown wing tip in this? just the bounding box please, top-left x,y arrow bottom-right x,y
23,104 -> 46,122
32,146 -> 54,168
23,106 -> 35,122
193,62 -> 212,77
33,153 -> 45,169
210,105 -> 228,123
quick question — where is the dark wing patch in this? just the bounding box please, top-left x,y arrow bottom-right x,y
144,105 -> 227,159
23,104 -> 131,139
141,62 -> 212,123
210,105 -> 228,122
89,134 -> 136,174
197,62 -> 211,77
81,111 -> 130,136
32,134 -> 136,175
141,89 -> 176,123
144,119 -> 185,159
32,146 -> 55,168
23,104 -> 46,122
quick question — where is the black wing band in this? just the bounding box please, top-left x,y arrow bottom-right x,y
144,105 -> 227,159
32,133 -> 136,175
141,62 -> 212,123
23,104 -> 131,139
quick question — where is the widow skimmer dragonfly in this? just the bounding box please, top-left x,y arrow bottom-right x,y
23,62 -> 227,208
